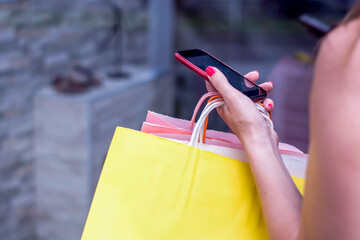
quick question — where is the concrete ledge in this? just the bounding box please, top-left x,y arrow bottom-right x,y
35,68 -> 175,240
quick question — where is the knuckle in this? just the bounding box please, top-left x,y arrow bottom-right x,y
225,91 -> 247,108
226,90 -> 239,101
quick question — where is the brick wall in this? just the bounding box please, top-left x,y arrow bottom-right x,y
0,0 -> 148,239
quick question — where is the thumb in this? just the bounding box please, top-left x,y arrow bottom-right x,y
205,66 -> 241,100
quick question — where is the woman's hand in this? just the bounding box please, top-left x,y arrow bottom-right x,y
205,67 -> 302,240
204,66 -> 277,146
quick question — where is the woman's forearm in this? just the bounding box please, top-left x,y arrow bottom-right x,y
241,131 -> 303,240
203,66 -> 303,239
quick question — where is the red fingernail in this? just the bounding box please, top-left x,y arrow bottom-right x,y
268,103 -> 273,109
205,66 -> 216,77
254,70 -> 259,74
269,81 -> 273,86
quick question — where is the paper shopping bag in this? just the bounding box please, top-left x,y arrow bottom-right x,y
81,127 -> 305,240
142,110 -> 306,154
142,92 -> 306,154
141,110 -> 306,193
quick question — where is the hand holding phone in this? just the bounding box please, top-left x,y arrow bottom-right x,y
175,49 -> 267,102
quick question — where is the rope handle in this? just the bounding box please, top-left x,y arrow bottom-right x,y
189,92 -> 274,146
255,102 -> 273,129
189,92 -> 221,131
189,98 -> 224,147
202,96 -> 224,143
189,93 -> 274,147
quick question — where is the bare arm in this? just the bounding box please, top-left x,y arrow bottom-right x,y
205,68 -> 302,240
243,128 -> 303,240
299,19 -> 360,240
206,18 -> 360,240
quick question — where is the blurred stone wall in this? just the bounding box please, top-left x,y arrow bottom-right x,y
0,0 -> 148,239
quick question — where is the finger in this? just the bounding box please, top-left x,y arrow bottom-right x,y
263,98 -> 274,112
205,80 -> 217,92
244,70 -> 259,83
259,81 -> 273,93
205,66 -> 240,99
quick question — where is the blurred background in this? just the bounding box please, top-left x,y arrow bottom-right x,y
0,0 -> 354,239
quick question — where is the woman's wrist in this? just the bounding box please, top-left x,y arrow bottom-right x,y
235,124 -> 277,150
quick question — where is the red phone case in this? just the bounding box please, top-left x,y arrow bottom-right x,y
175,49 -> 257,84
174,52 -> 209,81
175,49 -> 267,101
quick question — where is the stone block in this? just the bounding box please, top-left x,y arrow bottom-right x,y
44,52 -> 70,67
0,9 -> 11,23
75,41 -> 96,57
37,218 -> 83,240
0,51 -> 30,74
0,2 -> 151,240
35,68 -> 175,240
0,27 -> 15,44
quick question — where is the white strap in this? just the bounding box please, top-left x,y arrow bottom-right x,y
189,98 -> 273,147
255,103 -> 274,129
189,99 -> 225,147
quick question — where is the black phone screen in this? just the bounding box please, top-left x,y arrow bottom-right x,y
178,49 -> 266,100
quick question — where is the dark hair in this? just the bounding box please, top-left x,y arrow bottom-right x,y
341,1 -> 360,24
313,2 -> 360,61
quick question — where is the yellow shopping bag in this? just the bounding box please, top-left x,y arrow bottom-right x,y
82,94 -> 306,240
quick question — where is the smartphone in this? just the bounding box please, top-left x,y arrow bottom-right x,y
175,49 -> 267,101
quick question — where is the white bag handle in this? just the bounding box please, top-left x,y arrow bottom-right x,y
189,97 -> 273,148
